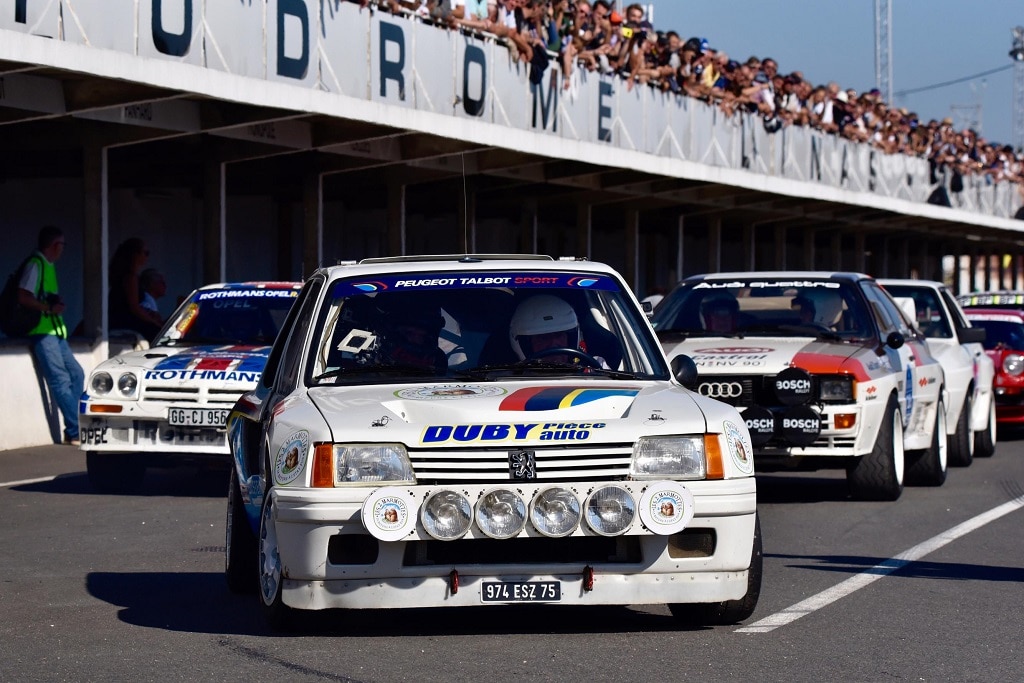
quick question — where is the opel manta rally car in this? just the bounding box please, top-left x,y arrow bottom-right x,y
224,255 -> 760,630
881,279 -> 996,465
80,281 -> 302,492
652,272 -> 946,500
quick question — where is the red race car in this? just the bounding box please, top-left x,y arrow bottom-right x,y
962,307 -> 1024,428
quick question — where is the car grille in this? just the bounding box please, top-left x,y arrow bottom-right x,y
693,375 -> 789,408
140,384 -> 245,406
407,443 -> 635,485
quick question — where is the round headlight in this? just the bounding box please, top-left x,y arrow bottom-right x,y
475,488 -> 527,539
584,485 -> 635,536
421,490 -> 473,541
91,372 -> 113,395
117,372 -> 138,396
529,487 -> 581,538
1004,353 -> 1024,377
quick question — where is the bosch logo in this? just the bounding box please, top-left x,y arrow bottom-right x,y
746,418 -> 774,431
776,379 -> 811,391
783,418 -> 820,430
698,382 -> 743,398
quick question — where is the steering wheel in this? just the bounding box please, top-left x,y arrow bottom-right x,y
528,347 -> 602,369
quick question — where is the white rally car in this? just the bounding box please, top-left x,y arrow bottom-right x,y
652,272 -> 946,500
80,282 -> 302,492
880,279 -> 996,465
225,255 -> 760,630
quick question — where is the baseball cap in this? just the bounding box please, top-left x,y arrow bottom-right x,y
610,11 -> 623,24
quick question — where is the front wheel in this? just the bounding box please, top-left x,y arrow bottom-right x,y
259,491 -> 298,631
974,398 -> 997,458
847,396 -> 904,501
86,452 -> 146,494
669,513 -> 762,626
225,468 -> 258,594
905,397 -> 947,486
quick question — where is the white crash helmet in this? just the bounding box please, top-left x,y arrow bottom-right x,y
509,295 -> 579,360
801,289 -> 844,327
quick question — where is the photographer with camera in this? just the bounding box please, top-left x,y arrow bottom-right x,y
17,225 -> 84,446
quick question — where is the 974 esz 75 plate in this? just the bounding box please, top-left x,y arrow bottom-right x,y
480,581 -> 561,603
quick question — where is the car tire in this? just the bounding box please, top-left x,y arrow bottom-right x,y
905,397 -> 948,486
669,513 -> 762,626
847,396 -> 904,501
947,393 -> 974,467
974,398 -> 997,458
86,451 -> 145,494
226,468 -> 258,594
259,489 -> 297,631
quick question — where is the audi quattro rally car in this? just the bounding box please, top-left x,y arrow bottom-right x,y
80,281 -> 301,493
881,279 -> 996,464
651,272 -> 946,501
225,255 -> 760,630
962,307 -> 1024,429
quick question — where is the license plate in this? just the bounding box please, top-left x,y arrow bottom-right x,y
480,581 -> 561,603
167,408 -> 229,428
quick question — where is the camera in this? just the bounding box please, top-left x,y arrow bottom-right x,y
620,26 -> 633,39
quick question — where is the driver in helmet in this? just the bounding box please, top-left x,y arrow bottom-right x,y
509,295 -> 608,368
793,289 -> 844,329
380,299 -> 446,373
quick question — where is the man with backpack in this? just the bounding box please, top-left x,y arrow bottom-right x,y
17,226 -> 84,446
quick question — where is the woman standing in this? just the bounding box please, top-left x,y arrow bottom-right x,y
109,237 -> 162,341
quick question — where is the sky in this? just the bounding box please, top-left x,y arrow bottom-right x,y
647,0 -> 1022,147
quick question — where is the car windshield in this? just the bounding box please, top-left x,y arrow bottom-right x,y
306,269 -> 668,384
652,278 -> 872,340
154,285 -> 300,347
965,317 -> 1024,350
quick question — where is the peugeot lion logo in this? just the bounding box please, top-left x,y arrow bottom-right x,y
508,450 -> 537,480
698,382 -> 744,398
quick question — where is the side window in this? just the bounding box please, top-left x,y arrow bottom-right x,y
274,277 -> 325,393
861,282 -> 905,337
940,289 -> 971,332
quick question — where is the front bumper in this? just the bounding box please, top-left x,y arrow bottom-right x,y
268,478 -> 757,611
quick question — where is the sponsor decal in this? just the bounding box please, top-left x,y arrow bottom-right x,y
904,366 -> 914,423
331,273 -> 618,297
196,289 -> 297,300
499,386 -> 639,411
371,415 -> 392,427
690,347 -> 771,368
694,347 -> 774,354
421,422 -> 606,443
643,410 -> 666,424
724,420 -> 754,474
175,303 -> 199,335
637,482 -> 694,535
144,349 -> 267,382
693,280 -> 841,291
274,430 -> 309,485
361,488 -> 419,541
395,385 -> 507,400
371,496 -> 409,531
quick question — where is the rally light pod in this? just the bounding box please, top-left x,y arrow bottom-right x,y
584,485 -> 635,536
421,490 -> 473,541
637,481 -> 695,536
742,405 -> 776,446
361,487 -> 419,542
774,367 -> 814,406
780,405 -> 822,447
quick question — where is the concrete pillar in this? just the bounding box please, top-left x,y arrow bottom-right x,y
386,178 -> 405,256
520,199 -> 537,254
802,227 -> 815,270
301,174 -> 322,278
675,214 -> 684,282
82,138 -> 107,341
896,239 -> 910,279
830,232 -> 842,271
202,160 -> 226,283
742,221 -> 755,271
576,202 -> 592,259
624,208 -> 639,293
774,224 -> 787,270
708,216 -> 722,272
852,232 -> 866,274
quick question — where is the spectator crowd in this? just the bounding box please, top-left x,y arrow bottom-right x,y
349,0 -> 1024,193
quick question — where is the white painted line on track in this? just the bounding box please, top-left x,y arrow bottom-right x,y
0,475 -> 59,489
737,496 -> 1024,634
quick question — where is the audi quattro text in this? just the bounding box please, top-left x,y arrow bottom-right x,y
225,255 -> 760,630
652,272 -> 946,501
80,281 -> 301,492
881,279 -> 996,465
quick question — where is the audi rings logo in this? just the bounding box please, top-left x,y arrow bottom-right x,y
698,382 -> 744,398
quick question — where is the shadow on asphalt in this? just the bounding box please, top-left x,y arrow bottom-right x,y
754,471 -> 851,504
766,552 -> 1024,583
13,466 -> 229,498
84,571 -> 718,636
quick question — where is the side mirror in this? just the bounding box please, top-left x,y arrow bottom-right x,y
886,331 -> 905,349
958,327 -> 986,344
671,354 -> 698,389
641,300 -> 654,318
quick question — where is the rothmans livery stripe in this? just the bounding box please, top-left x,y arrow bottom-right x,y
500,386 -> 640,411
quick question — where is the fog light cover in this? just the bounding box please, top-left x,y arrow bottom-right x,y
529,487 -> 581,537
475,488 -> 527,539
584,485 -> 635,536
421,490 -> 473,541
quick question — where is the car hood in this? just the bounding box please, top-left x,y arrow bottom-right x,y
660,336 -> 864,375
308,380 -> 716,445
92,344 -> 271,384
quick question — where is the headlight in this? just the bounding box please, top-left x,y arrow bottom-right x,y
90,372 -> 113,395
421,490 -> 473,541
529,486 -> 581,537
335,444 -> 415,485
475,488 -> 527,539
630,436 -> 706,480
819,377 -> 853,401
1004,354 -> 1024,377
584,485 -> 635,536
116,372 -> 138,397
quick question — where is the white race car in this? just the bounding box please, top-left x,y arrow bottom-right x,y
80,282 -> 301,492
225,255 -> 760,630
880,279 -> 996,465
652,272 -> 946,500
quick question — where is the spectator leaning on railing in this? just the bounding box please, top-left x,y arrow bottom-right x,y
350,0 -> 1024,192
